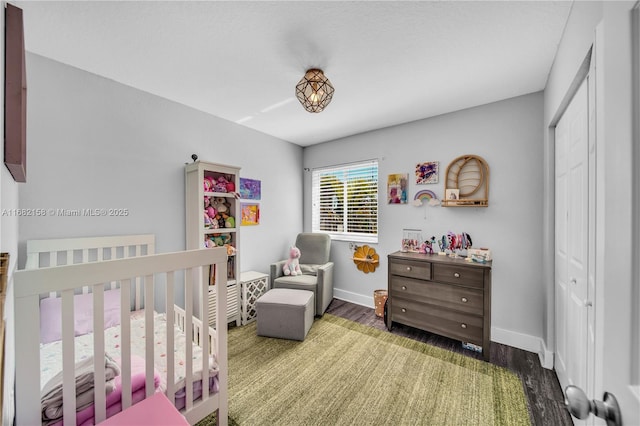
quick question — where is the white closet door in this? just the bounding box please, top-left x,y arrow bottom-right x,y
555,78 -> 590,406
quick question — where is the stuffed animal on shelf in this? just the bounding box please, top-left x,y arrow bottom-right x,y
283,246 -> 302,276
204,196 -> 211,209
215,176 -> 229,193
225,215 -> 235,228
211,233 -> 231,246
214,213 -> 228,229
203,177 -> 215,192
225,180 -> 235,193
224,244 -> 236,256
205,206 -> 217,225
204,211 -> 213,228
204,237 -> 215,248
212,197 -> 229,214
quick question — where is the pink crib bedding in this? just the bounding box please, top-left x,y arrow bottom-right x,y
40,309 -> 219,425
49,355 -> 161,426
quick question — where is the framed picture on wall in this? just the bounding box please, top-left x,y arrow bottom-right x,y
239,178 -> 261,200
415,161 -> 439,184
445,188 -> 459,202
387,173 -> 408,204
241,203 -> 260,226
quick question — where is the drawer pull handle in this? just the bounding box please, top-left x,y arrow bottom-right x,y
461,297 -> 468,303
401,308 -> 407,313
401,286 -> 407,290
406,266 -> 412,271
454,272 -> 460,278
461,323 -> 467,329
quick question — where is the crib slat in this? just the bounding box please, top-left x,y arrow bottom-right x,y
50,251 -> 60,297
62,289 -> 77,425
199,265 -> 209,401
144,274 -> 155,397
185,267 -> 194,411
82,248 -> 89,264
93,284 -> 107,423
120,278 -> 133,410
166,271 -> 176,404
136,275 -> 142,311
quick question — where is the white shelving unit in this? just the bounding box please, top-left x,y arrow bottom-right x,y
185,160 -> 241,326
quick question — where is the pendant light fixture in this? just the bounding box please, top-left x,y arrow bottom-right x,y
295,69 -> 334,113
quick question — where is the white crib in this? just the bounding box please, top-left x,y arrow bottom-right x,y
13,235 -> 228,425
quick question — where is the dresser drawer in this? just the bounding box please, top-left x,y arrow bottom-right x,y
432,263 -> 484,289
389,259 -> 431,280
391,297 -> 483,344
391,277 -> 483,316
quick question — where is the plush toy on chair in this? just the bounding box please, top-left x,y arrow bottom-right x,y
283,246 -> 302,276
270,233 -> 333,316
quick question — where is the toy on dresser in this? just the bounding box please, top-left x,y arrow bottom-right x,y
438,231 -> 472,257
418,236 -> 437,254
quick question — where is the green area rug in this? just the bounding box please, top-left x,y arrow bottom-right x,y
198,314 -> 530,426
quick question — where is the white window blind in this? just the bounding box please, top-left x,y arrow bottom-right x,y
312,160 -> 378,242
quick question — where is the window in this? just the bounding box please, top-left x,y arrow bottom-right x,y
312,160 -> 378,243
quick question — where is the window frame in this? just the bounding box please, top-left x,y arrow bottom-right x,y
311,160 -> 379,243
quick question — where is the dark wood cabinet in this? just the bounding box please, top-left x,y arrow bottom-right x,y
387,251 -> 492,361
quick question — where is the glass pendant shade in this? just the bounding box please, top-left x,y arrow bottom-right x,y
295,69 -> 334,113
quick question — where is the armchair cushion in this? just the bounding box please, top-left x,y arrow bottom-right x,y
299,264 -> 321,276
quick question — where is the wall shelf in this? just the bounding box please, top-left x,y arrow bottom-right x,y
442,155 -> 490,207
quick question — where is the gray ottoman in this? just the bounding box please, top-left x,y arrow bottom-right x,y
256,288 -> 314,341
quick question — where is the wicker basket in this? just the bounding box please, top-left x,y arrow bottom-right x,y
373,289 -> 388,318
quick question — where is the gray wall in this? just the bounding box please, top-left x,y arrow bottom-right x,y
18,53 -> 303,273
303,92 -> 545,353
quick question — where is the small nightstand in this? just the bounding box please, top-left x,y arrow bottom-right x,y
241,271 -> 270,325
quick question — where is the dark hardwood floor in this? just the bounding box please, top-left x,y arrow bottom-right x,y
325,298 -> 573,426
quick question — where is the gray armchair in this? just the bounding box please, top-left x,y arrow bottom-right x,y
270,233 -> 334,316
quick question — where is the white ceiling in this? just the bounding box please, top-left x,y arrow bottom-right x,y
15,1 -> 573,147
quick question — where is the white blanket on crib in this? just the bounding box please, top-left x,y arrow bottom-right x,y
41,354 -> 120,424
40,310 -> 219,394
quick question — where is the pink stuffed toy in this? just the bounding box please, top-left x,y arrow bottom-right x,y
205,206 -> 218,229
283,246 -> 302,276
203,177 -> 215,192
204,211 -> 212,228
215,177 -> 228,193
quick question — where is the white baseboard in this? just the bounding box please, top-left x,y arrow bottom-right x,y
492,326 -> 554,369
336,288 -> 555,370
333,288 -> 375,309
538,341 -> 555,370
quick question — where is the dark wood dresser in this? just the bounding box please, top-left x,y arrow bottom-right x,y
386,251 -> 492,361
